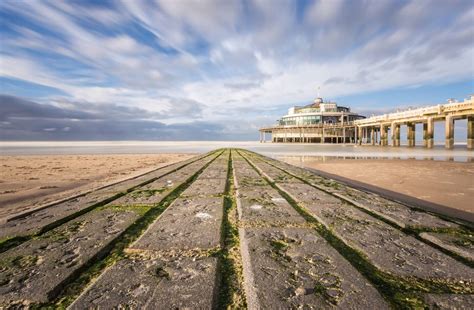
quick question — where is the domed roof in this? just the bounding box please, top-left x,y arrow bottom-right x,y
313,97 -> 323,104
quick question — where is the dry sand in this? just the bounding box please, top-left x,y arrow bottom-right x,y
281,157 -> 474,213
0,153 -> 194,220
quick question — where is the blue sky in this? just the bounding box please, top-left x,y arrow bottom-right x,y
0,0 -> 473,140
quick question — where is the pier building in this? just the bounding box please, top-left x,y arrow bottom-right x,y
259,96 -> 365,144
259,94 -> 474,149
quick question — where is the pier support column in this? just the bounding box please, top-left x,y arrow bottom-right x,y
425,117 -> 434,148
468,116 -> 474,150
407,123 -> 415,147
358,127 -> 362,145
445,116 -> 454,149
380,125 -> 388,146
370,127 -> 375,145
391,123 -> 400,147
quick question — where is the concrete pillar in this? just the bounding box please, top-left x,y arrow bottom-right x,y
380,124 -> 387,146
445,116 -> 454,149
468,116 -> 474,150
321,126 -> 324,143
370,127 -> 375,145
425,117 -> 434,148
407,122 -> 415,147
357,127 -> 362,145
391,122 -> 400,147
365,127 -> 368,144
376,127 -> 380,145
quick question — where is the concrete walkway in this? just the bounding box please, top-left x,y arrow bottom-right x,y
0,149 -> 472,309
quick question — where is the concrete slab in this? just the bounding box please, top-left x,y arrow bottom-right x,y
252,153 -> 461,231
0,154 -> 210,240
239,227 -> 388,309
423,293 -> 474,309
278,182 -> 342,206
232,154 -> 269,188
251,158 -> 302,183
109,156 -> 217,206
70,256 -> 218,309
236,186 -> 305,226
250,155 -> 343,192
300,200 -> 474,284
420,232 -> 474,262
110,173 -> 182,206
340,188 -> 459,229
198,155 -> 229,179
0,190 -> 115,240
181,178 -> 227,197
0,207 -> 140,305
246,152 -> 474,288
131,197 -> 224,252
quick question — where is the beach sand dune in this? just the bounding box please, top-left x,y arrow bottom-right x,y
0,153 -> 194,220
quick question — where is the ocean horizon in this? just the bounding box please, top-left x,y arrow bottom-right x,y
1,140 -> 472,162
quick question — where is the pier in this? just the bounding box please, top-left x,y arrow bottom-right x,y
260,95 -> 474,149
355,95 -> 474,149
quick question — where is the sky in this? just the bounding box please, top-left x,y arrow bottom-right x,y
0,0 -> 473,141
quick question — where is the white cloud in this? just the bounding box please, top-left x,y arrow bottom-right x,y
0,0 -> 473,138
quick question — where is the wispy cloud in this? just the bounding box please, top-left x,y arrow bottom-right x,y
0,0 -> 472,140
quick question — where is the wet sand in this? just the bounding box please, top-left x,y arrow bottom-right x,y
0,153 -> 194,220
280,157 -> 474,214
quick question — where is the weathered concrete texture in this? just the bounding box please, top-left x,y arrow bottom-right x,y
181,178 -> 227,197
239,227 -> 388,309
251,158 -> 303,184
420,232 -> 474,262
70,256 -> 218,309
0,190 -> 115,240
198,155 -> 229,179
423,293 -> 474,309
0,154 -> 211,240
236,186 -> 305,227
251,153 -> 460,231
335,187 -> 459,231
0,207 -> 140,305
250,155 -> 321,180
252,155 -> 345,193
110,174 -> 180,206
131,197 -> 224,252
340,187 -> 458,228
110,155 -> 217,206
299,198 -> 474,284
232,154 -> 267,188
278,182 -> 343,207
245,152 -> 474,289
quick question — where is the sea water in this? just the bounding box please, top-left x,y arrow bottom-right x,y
0,141 -> 473,162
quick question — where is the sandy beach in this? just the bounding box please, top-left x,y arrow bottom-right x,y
0,153 -> 194,220
281,157 -> 474,214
